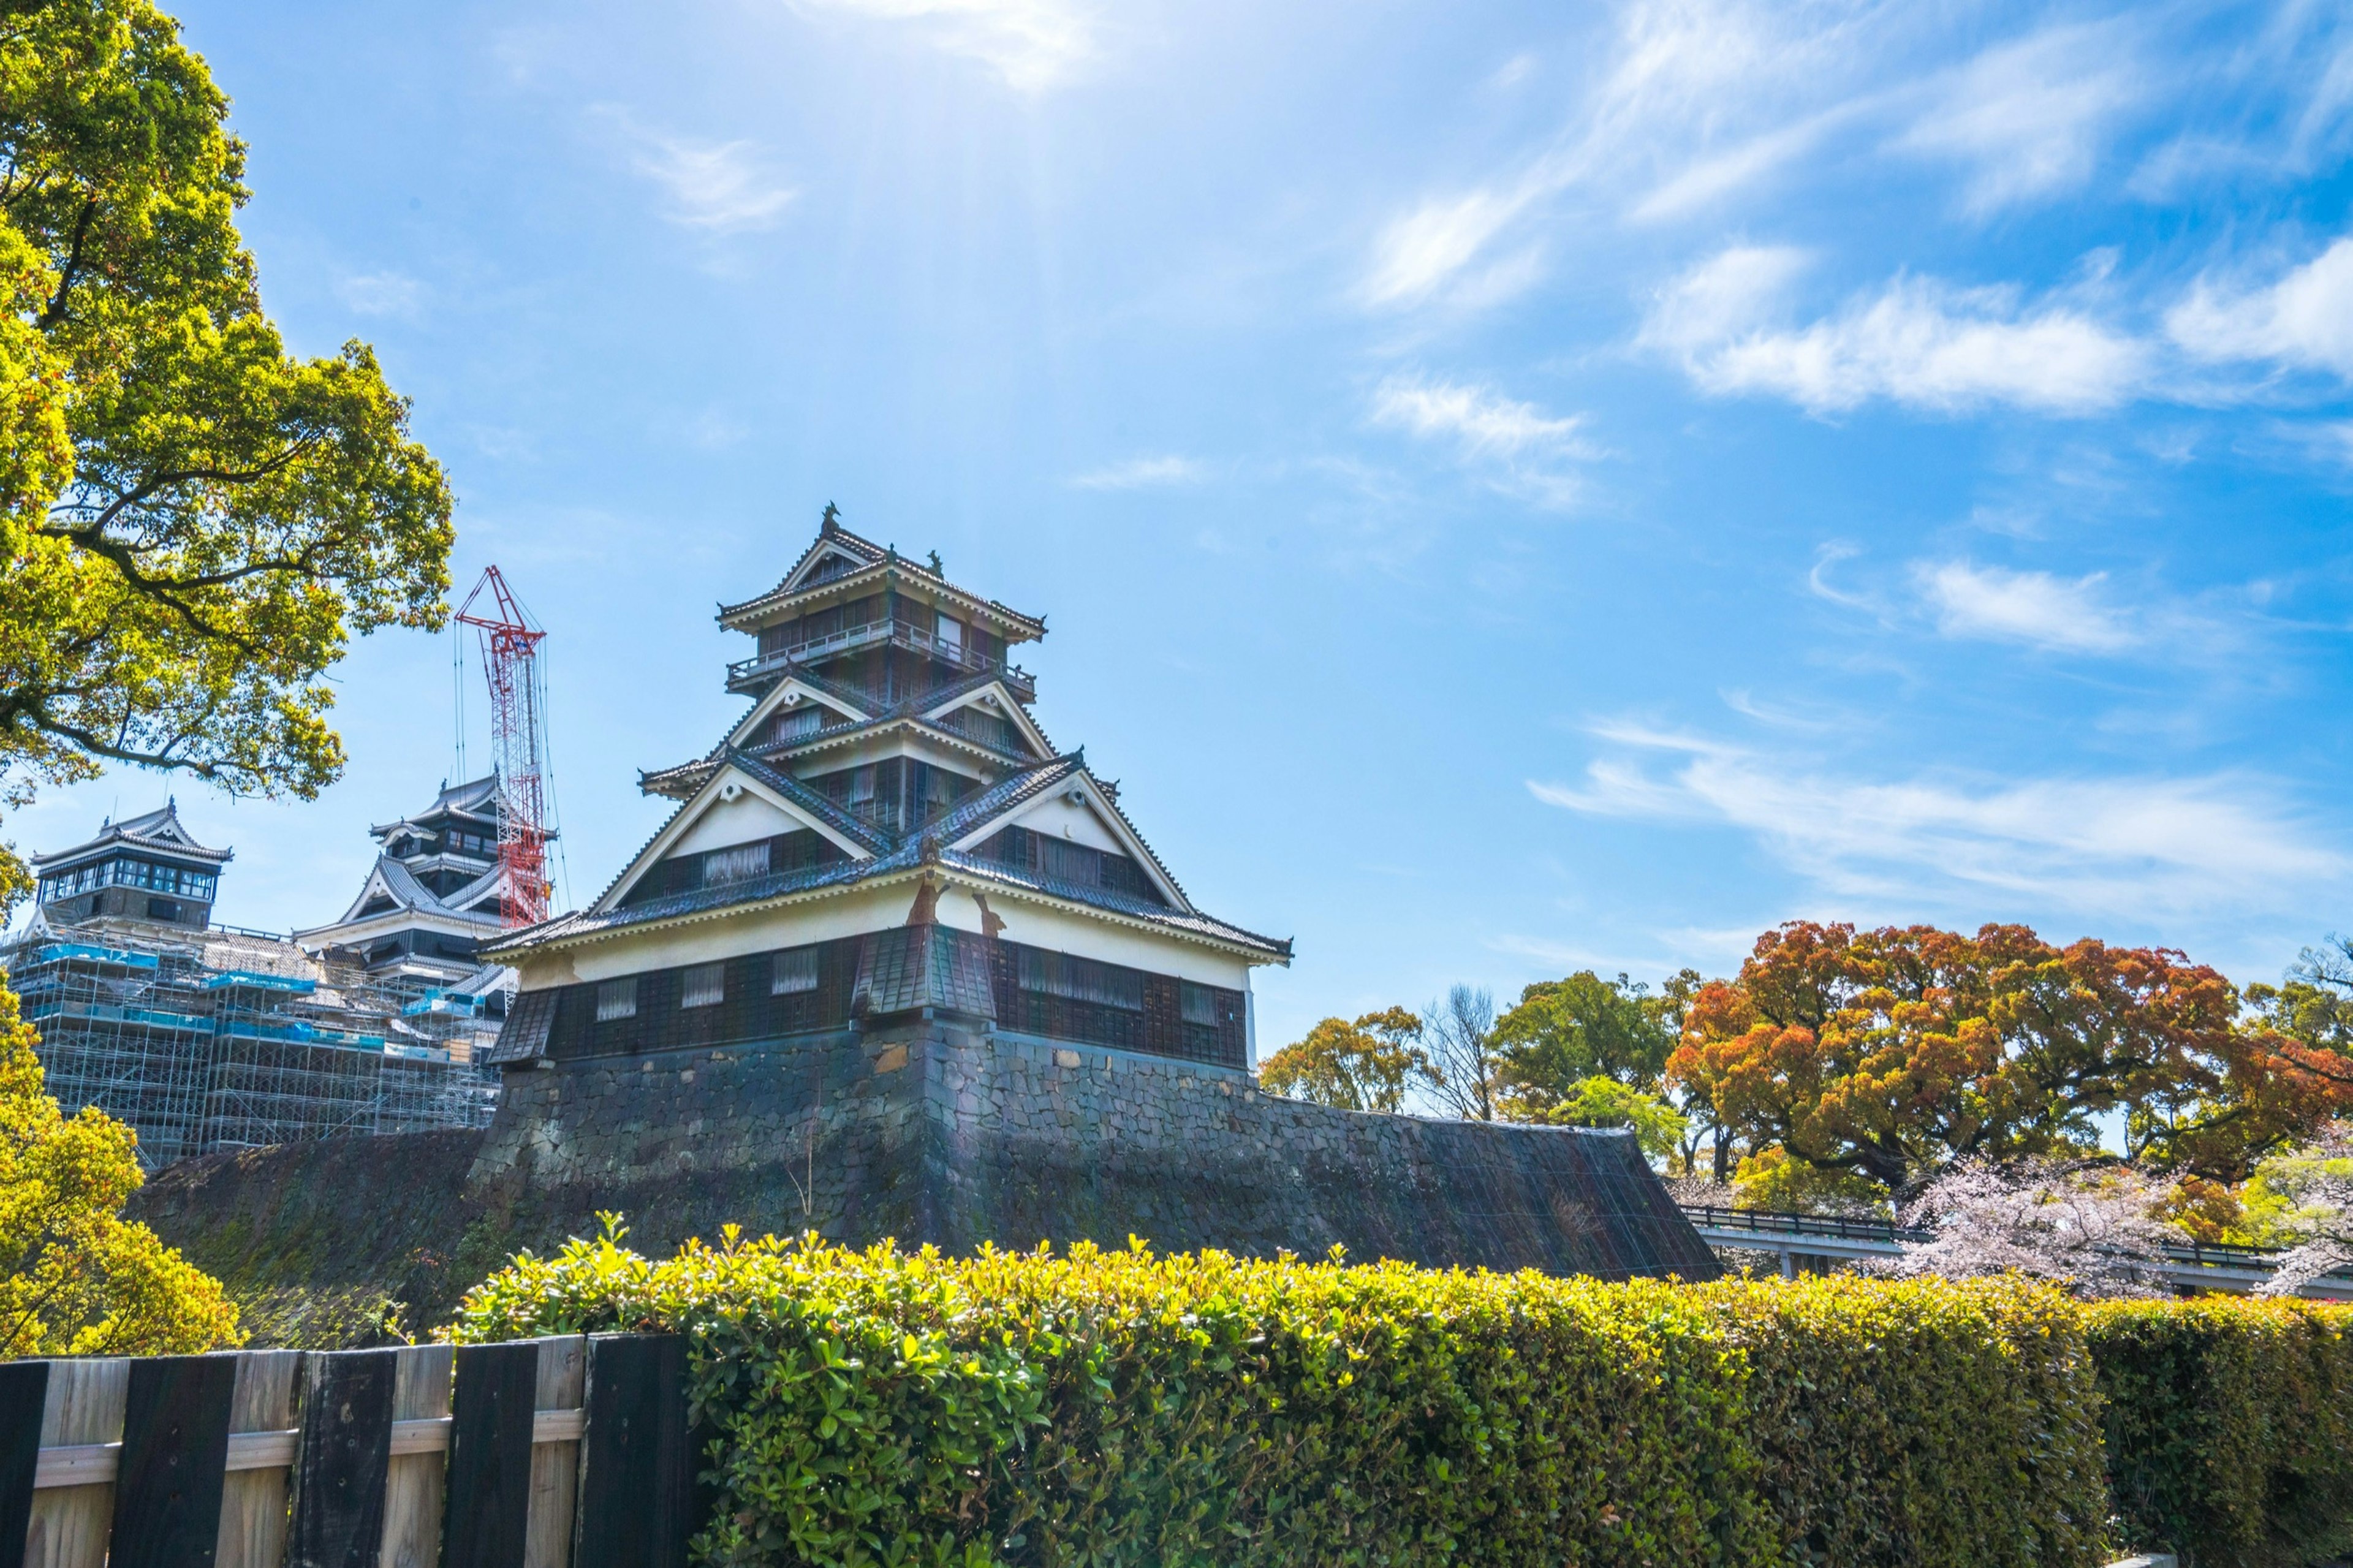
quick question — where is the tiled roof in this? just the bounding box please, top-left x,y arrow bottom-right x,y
639,670 -> 1051,800
717,521 -> 1045,636
490,751 -> 1290,963
31,800 -> 232,870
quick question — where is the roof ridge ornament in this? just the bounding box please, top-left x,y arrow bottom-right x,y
820,501 -> 839,536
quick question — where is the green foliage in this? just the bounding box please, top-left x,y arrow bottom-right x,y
2087,1297 -> 2353,1568
454,1222 -> 2109,1568
1258,1007 -> 1425,1112
1492,969 -> 1689,1107
0,0 -> 453,900
1536,1075 -> 1689,1160
1,982 -> 240,1354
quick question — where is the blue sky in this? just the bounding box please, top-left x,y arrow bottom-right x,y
16,0 -> 2353,1048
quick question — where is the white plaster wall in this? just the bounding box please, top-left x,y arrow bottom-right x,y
670,791 -> 806,854
1006,793 -> 1124,854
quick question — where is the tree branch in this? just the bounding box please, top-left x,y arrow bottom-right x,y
34,197 -> 98,330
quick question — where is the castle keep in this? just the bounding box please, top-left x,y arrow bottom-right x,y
483,510 -> 1286,1074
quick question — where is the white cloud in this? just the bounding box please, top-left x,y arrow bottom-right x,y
1371,374 -> 1597,506
1530,723 -> 2346,918
1914,561 -> 2138,653
1372,374 -> 1591,459
1896,21 -> 2144,214
1068,455 -> 1207,490
1359,186 -> 1547,309
784,0 -> 1096,91
337,272 -> 423,317
1647,252 -> 2150,415
607,115 -> 797,233
2167,237 -> 2353,378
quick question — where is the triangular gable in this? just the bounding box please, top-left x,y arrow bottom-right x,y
594,759 -> 876,914
948,765 -> 1192,912
919,680 -> 1051,757
726,673 -> 877,749
336,858 -> 444,923
780,543 -> 879,595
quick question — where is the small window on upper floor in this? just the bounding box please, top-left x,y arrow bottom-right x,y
935,613 -> 963,651
1180,982 -> 1219,1026
702,842 -> 771,887
772,947 -> 820,995
681,963 -> 726,1009
596,977 -> 638,1022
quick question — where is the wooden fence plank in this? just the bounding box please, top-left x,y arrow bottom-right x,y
572,1336 -> 688,1568
442,1344 -> 539,1568
216,1351 -> 303,1568
25,1358 -> 127,1568
288,1350 -> 396,1568
523,1338 -> 585,1568
379,1346 -> 452,1568
0,1361 -> 48,1568
107,1354 -> 239,1568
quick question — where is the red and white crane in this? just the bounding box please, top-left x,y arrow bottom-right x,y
455,566 -> 553,928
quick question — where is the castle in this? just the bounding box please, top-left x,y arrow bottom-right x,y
428,512 -> 1718,1282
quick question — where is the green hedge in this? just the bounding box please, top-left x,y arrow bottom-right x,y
2089,1297 -> 2353,1568
453,1227 -> 2107,1568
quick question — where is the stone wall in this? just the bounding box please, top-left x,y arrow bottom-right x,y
136,1015 -> 1718,1344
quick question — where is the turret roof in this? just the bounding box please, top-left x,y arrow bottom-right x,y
716,516 -> 1047,639
31,801 -> 232,872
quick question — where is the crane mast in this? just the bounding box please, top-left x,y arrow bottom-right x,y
455,566 -> 552,927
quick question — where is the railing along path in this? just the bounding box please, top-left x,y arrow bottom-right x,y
1679,1202 -> 2353,1299
0,1334 -> 689,1568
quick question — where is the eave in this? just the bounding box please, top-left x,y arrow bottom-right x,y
485,857 -> 1290,968
717,559 -> 1045,643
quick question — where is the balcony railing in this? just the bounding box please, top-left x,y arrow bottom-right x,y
727,621 -> 1034,701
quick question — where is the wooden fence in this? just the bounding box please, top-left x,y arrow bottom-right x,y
0,1335 -> 691,1568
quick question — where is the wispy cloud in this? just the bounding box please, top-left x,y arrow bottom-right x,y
600,111 -> 796,233
1371,373 -> 1597,506
1895,20 -> 2145,215
1068,454 -> 1207,490
2167,236 -> 2353,379
1914,561 -> 2139,653
337,272 -> 424,317
784,0 -> 1097,92
1645,249 -> 2150,415
1530,723 -> 2344,918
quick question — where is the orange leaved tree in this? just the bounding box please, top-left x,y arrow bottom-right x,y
1668,922 -> 2353,1204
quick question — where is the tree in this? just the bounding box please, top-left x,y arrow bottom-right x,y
1,985 -> 240,1354
0,0 -> 453,899
1259,1008 -> 1424,1113
2245,1123 -> 2353,1298
1885,1159 -> 2175,1300
1534,1076 -> 1688,1161
1491,969 -> 1687,1109
1669,922 -> 2349,1206
1414,984 -> 1500,1121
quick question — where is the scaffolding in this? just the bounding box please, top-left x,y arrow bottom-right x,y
4,920 -> 502,1170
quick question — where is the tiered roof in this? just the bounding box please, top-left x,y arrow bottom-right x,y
491,512 -> 1291,968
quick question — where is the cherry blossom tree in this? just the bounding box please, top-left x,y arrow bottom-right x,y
1884,1159 -> 2175,1298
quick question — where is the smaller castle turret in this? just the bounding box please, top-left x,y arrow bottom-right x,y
31,801 -> 231,930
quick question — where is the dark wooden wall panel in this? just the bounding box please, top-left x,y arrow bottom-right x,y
108,1354 -> 237,1568
287,1349 -> 396,1568
574,1336 -> 689,1568
442,1343 -> 539,1568
0,1360 -> 48,1568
